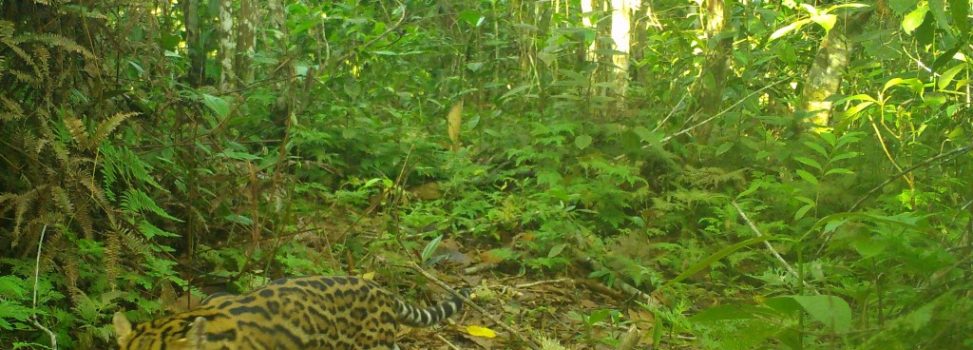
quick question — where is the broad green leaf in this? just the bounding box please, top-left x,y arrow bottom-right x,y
548,243 -> 567,258
201,94 -> 230,118
715,142 -> 733,156
574,134 -> 592,150
842,101 -> 876,119
217,150 -> 260,161
803,141 -> 829,158
831,151 -> 861,162
825,168 -> 855,176
794,203 -> 814,220
811,14 -> 837,32
937,63 -> 965,90
794,156 -> 822,171
818,132 -> 837,147
223,214 -> 253,226
420,235 -> 444,263
929,0 -> 951,31
888,0 -> 920,14
948,0 -> 969,33
903,301 -> 936,331
796,169 -> 819,185
769,19 -> 809,41
788,295 -> 852,333
664,236 -> 772,287
902,3 -> 930,33
852,236 -> 888,258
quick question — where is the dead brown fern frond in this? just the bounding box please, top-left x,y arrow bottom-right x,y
0,37 -> 42,78
63,115 -> 91,148
50,185 -> 75,214
0,95 -> 25,121
104,228 -> 122,291
90,112 -> 138,148
21,33 -> 97,60
10,186 -> 43,248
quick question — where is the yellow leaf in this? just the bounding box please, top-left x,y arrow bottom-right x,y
361,272 -> 376,280
446,100 -> 463,149
466,325 -> 497,338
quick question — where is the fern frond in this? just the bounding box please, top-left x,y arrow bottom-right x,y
0,20 -> 13,37
8,68 -> 38,84
0,37 -> 41,77
62,252 -> 83,305
78,176 -> 109,208
21,33 -> 96,59
75,201 -> 94,238
90,112 -> 137,147
50,185 -> 74,213
121,188 -> 181,222
11,187 -> 42,248
63,115 -> 90,147
0,95 -> 24,121
104,229 -> 122,291
33,46 -> 50,78
118,228 -> 152,261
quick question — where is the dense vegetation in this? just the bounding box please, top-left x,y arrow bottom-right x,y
1,0 -> 971,348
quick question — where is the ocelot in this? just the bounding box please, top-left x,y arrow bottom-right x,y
113,275 -> 468,350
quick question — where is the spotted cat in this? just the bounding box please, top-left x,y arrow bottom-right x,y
113,275 -> 467,350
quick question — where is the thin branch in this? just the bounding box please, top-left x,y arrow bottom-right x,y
731,201 -> 816,293
31,225 -> 57,349
660,78 -> 790,144
849,143 -> 973,211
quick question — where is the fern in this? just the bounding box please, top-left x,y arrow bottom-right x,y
0,95 -> 24,121
120,188 -> 180,222
63,115 -> 90,148
18,32 -> 96,59
104,229 -> 122,291
90,112 -> 137,148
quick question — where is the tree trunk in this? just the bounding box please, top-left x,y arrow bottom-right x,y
801,10 -> 872,132
182,0 -> 205,87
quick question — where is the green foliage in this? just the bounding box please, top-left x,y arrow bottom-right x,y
1,0 -> 971,348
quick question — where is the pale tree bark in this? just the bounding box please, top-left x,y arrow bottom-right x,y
609,0 -> 638,109
580,0 -> 598,63
268,0 -> 295,136
218,0 -> 235,92
235,0 -> 256,86
182,0 -> 205,86
691,0 -> 733,141
801,11 -> 872,132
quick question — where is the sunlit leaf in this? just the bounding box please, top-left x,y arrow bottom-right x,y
769,19 -> 809,41
466,325 -> 498,338
574,134 -> 592,150
937,63 -> 965,90
811,14 -> 837,32
902,3 -> 929,34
